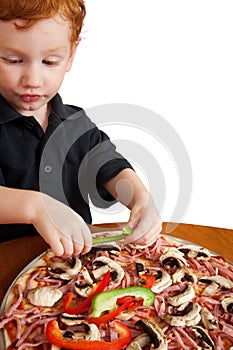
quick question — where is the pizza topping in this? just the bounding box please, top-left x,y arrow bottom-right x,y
172,266 -> 198,284
135,262 -> 145,275
200,307 -> 218,330
199,275 -> 233,296
135,319 -> 167,350
92,256 -> 125,283
163,301 -> 201,326
74,266 -> 94,298
151,270 -> 172,293
87,296 -> 143,325
90,244 -> 121,255
27,286 -> 63,307
63,270 -> 111,315
46,320 -> 132,349
160,247 -> 188,269
221,297 -> 233,314
191,326 -> 215,350
48,257 -> 82,280
126,333 -> 151,350
1,234 -> 233,349
178,245 -> 211,260
74,283 -> 93,298
91,286 -> 155,317
49,321 -> 101,342
167,284 -> 195,306
61,321 -> 101,341
60,313 -> 86,325
139,274 -> 156,289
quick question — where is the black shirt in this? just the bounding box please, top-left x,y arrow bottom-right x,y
0,94 -> 132,242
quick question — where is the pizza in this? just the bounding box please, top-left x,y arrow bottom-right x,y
0,232 -> 233,350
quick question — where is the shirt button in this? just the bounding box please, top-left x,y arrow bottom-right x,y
44,165 -> 52,173
26,122 -> 35,129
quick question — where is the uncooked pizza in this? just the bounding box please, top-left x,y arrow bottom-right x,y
0,232 -> 233,349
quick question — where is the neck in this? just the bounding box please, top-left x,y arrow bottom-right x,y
31,103 -> 51,131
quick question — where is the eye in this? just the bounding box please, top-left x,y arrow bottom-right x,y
1,57 -> 23,64
42,59 -> 59,66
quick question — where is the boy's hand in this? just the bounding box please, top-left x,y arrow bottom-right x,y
32,193 -> 92,257
124,194 -> 162,246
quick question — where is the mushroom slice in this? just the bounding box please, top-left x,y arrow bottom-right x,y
172,266 -> 197,284
74,267 -> 94,298
136,320 -> 167,350
191,326 -> 215,350
164,302 -> 201,327
178,245 -> 211,260
74,283 -> 93,298
116,309 -> 136,321
151,270 -> 172,293
201,308 -> 218,330
48,257 -> 82,280
135,262 -> 145,276
126,333 -> 151,350
90,244 -> 121,255
60,313 -> 86,326
199,275 -> 233,296
81,267 -> 93,285
27,286 -> 62,307
221,297 -> 233,314
160,247 -> 188,269
62,322 -> 100,341
92,256 -> 124,283
167,285 -> 195,306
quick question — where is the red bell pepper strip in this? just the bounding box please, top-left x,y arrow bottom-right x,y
63,270 -> 110,314
140,274 -> 156,289
87,298 -> 143,325
46,319 -> 131,350
116,295 -> 135,305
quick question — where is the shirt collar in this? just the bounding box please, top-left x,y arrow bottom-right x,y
0,93 -> 68,124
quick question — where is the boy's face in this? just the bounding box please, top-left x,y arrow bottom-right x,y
0,16 -> 76,117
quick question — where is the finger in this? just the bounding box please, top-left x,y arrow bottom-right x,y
80,226 -> 92,255
126,219 -> 162,245
49,238 -> 64,257
60,235 -> 75,257
132,229 -> 159,246
73,241 -> 85,256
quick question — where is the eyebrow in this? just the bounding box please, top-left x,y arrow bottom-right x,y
1,46 -> 68,55
43,46 -> 69,54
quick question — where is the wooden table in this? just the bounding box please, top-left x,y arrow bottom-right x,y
0,222 -> 232,303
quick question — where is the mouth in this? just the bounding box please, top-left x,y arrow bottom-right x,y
21,94 -> 41,103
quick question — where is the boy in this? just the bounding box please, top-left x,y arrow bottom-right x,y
0,0 -> 162,256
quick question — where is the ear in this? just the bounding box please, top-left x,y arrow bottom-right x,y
66,40 -> 79,72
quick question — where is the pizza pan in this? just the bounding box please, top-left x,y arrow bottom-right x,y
0,233 -> 232,349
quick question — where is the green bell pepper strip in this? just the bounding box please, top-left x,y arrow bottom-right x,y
92,226 -> 134,245
91,286 -> 155,317
63,270 -> 110,314
46,319 -> 131,350
87,297 -> 143,325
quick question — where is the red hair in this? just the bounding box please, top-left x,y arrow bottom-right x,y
0,0 -> 86,47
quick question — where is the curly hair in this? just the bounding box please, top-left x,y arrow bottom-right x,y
0,0 -> 86,46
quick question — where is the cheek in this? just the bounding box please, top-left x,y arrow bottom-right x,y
46,69 -> 67,91
0,68 -> 16,88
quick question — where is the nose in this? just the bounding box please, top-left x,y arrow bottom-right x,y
21,63 -> 42,89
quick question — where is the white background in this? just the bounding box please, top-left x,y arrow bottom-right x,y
60,0 -> 233,229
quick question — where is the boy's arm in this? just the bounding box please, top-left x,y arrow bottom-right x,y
0,186 -> 92,256
103,168 -> 162,246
